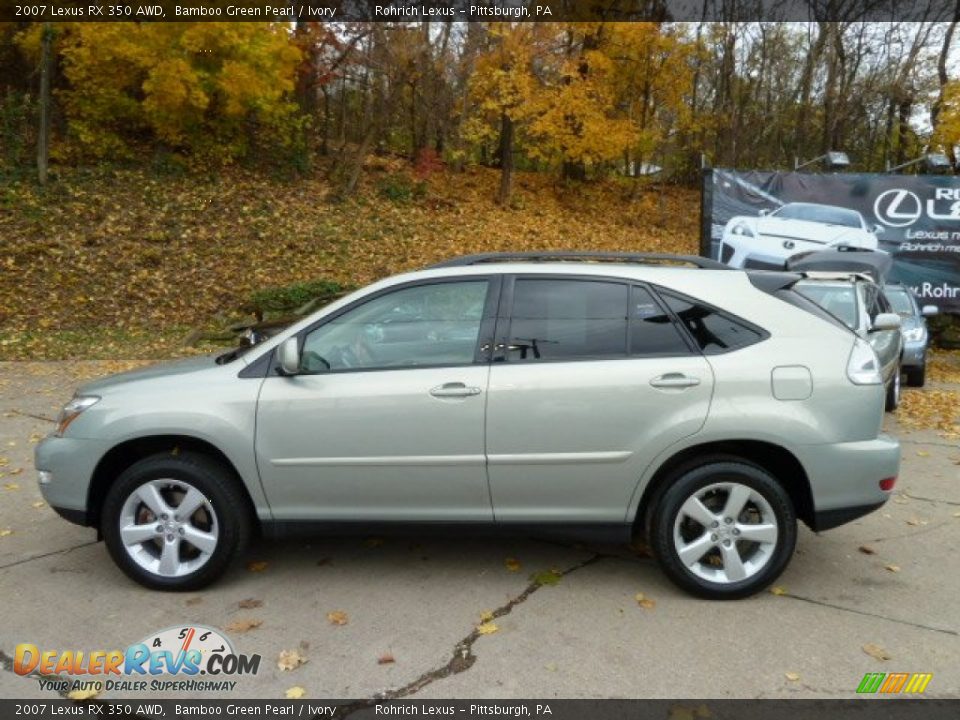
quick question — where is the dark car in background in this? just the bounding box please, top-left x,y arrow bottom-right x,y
884,284 -> 938,387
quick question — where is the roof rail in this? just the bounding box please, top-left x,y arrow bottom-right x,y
428,251 -> 730,270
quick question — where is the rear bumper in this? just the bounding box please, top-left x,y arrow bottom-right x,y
794,434 -> 900,532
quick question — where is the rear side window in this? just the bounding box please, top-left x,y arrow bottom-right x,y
661,292 -> 765,354
507,279 -> 627,360
630,286 -> 691,356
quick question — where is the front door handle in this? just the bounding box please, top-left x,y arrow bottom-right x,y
650,373 -> 701,389
430,382 -> 482,398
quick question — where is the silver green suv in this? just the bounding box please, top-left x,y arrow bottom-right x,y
36,253 -> 901,599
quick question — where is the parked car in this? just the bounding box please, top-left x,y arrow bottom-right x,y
720,202 -> 882,270
884,283 -> 937,387
37,252 -> 901,600
794,273 -> 903,410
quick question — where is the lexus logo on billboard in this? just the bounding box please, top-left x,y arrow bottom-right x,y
873,189 -> 923,227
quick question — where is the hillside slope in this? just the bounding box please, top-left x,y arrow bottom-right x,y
0,163 -> 700,359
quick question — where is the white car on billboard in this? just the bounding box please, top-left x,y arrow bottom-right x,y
719,202 -> 882,270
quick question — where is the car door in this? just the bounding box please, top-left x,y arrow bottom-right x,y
485,276 -> 714,524
255,276 -> 499,522
862,283 -> 900,383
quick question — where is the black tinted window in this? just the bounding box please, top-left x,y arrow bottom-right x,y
662,292 -> 764,354
630,287 -> 690,356
508,279 -> 627,360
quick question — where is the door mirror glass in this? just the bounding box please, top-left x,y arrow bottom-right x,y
278,336 -> 301,375
922,305 -> 938,317
870,312 -> 901,332
872,224 -> 885,235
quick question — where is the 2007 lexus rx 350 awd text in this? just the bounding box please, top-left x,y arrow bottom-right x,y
36,252 -> 901,599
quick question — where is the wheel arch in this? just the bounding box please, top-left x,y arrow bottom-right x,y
634,439 -> 814,535
88,435 -> 259,531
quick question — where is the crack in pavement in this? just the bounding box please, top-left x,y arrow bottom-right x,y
330,552 -> 606,719
7,409 -> 56,423
0,541 -> 100,571
866,520 -> 953,544
781,592 -> 957,636
901,492 -> 960,507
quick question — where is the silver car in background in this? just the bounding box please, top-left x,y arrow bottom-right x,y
884,283 -> 938,387
36,253 -> 901,600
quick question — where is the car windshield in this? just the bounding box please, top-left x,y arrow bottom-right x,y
795,281 -> 858,329
885,288 -> 914,316
773,204 -> 861,228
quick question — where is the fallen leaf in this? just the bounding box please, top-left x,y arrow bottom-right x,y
277,649 -> 308,671
863,643 -> 891,661
479,610 -> 494,622
67,687 -> 101,701
238,598 -> 263,609
476,622 -> 499,635
8,468 -> 22,476
3,483 -> 20,491
504,557 -> 521,572
530,569 -> 563,586
885,564 -> 901,573
327,610 -> 349,626
544,662 -> 558,672
0,529 -> 12,537
953,511 -> 960,518
916,450 -> 930,457
31,500 -> 45,509
224,618 -> 262,634
858,545 -> 876,555
185,596 -> 203,606
364,537 -> 383,548
785,672 -> 801,682
634,592 -> 656,609
770,586 -> 787,596
377,653 -> 395,665
285,686 -> 306,699
246,560 -> 268,572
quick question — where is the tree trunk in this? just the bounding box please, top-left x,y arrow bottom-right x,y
37,23 -> 52,186
497,112 -> 514,206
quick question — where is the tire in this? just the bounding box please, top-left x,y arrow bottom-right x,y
649,459 -> 797,600
885,365 -> 901,412
101,452 -> 251,591
905,364 -> 925,388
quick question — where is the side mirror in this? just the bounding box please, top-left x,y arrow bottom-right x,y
277,336 -> 301,375
922,305 -> 938,317
872,224 -> 885,235
871,312 -> 901,332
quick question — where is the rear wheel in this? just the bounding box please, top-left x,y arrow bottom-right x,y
885,365 -> 901,411
102,452 -> 251,591
650,460 -> 797,600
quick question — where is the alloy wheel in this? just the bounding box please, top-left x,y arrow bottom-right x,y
672,481 -> 779,584
118,478 -> 219,578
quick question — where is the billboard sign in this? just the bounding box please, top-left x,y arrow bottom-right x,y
701,169 -> 960,312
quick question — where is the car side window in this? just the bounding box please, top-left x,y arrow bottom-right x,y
660,292 -> 764,354
630,286 -> 691,356
506,279 -> 628,361
300,281 -> 489,372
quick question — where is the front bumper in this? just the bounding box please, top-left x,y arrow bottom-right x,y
793,434 -> 901,532
901,341 -> 926,368
34,435 -> 109,527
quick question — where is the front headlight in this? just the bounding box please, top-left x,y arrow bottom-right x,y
730,222 -> 754,237
55,396 -> 100,437
902,326 -> 926,343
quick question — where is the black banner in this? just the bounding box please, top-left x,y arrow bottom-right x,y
702,168 -> 960,313
1,699 -> 959,720
0,0 -> 957,22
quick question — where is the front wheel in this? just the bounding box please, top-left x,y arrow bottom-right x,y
102,452 -> 251,591
650,460 -> 797,600
885,366 -> 901,412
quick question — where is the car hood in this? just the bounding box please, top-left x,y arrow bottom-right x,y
78,354 -> 222,395
755,217 -> 867,245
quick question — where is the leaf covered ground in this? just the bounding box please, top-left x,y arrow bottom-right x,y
0,161 -> 698,360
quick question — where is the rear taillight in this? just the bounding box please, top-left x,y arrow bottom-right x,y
847,338 -> 882,385
879,477 -> 897,492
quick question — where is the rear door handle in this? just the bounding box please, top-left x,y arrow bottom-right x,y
650,373 -> 701,389
430,382 -> 482,398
